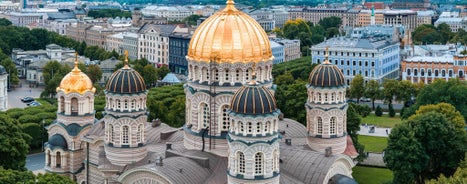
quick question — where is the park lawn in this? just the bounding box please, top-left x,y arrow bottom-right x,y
362,113 -> 402,128
358,135 -> 388,153
352,166 -> 393,184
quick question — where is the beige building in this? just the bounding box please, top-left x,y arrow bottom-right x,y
357,10 -> 384,26
66,21 -> 129,48
288,7 -> 358,28
137,24 -> 176,66
273,39 -> 301,62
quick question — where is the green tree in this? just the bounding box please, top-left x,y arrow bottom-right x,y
0,114 -> 31,170
388,103 -> 395,117
0,58 -> 19,86
382,79 -> 398,108
156,65 -> 170,81
141,64 -> 157,86
274,72 -> 294,86
349,74 -> 364,103
396,80 -> 416,104
0,18 -> 12,26
347,103 -> 366,161
35,173 -> 76,184
42,61 -> 69,98
375,105 -> 383,117
275,80 -> 308,124
167,96 -> 186,127
428,153 -> 467,183
84,64 -> 103,84
364,80 -> 380,110
0,168 -> 35,183
282,19 -> 313,55
437,23 -> 453,44
318,16 -> 342,30
182,14 -> 202,26
384,103 -> 467,183
21,123 -> 43,149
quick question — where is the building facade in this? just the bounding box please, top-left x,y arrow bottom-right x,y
137,24 -> 176,66
270,40 -> 285,64
168,32 -> 191,75
401,54 -> 467,84
311,36 -> 400,84
0,66 -> 7,111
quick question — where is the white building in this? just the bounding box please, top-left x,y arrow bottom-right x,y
435,17 -> 464,32
137,24 -> 176,66
141,6 -> 194,21
270,40 -> 284,64
0,66 -> 7,111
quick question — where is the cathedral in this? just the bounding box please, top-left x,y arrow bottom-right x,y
44,1 -> 357,183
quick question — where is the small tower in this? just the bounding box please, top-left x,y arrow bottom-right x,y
103,51 -> 148,166
0,65 -> 7,111
306,47 -> 348,155
227,69 -> 281,184
45,53 -> 96,178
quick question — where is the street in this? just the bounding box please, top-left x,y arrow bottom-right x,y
7,79 -> 43,109
26,152 -> 45,172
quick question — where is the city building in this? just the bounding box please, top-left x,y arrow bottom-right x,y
44,1 -> 357,183
311,35 -> 400,84
288,7 -> 357,28
66,21 -> 129,48
270,40 -> 285,64
121,32 -> 138,60
168,31 -> 192,75
9,11 -> 43,27
141,6 -> 194,21
273,38 -> 301,62
97,57 -> 119,85
137,23 -> 176,66
417,10 -> 435,25
131,8 -> 167,27
383,10 -> 418,33
0,66 -> 7,111
434,17 -> 465,32
392,0 -> 431,10
249,8 -> 288,29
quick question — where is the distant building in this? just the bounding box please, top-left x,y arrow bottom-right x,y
97,57 -> 119,85
9,11 -> 43,27
273,38 -> 301,62
270,40 -> 284,64
288,7 -> 357,28
401,54 -> 463,84
0,66 -> 7,111
392,0 -> 430,10
137,23 -> 176,66
435,17 -> 465,32
168,32 -> 192,75
311,35 -> 400,84
417,10 -> 435,25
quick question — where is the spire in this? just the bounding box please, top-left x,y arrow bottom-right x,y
225,0 -> 237,12
123,50 -> 130,69
72,52 -> 81,73
323,46 -> 331,64
371,3 -> 375,25
249,63 -> 257,85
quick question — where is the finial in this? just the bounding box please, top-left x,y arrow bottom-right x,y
225,0 -> 237,12
323,46 -> 331,64
226,0 -> 234,5
124,50 -> 129,66
74,52 -> 78,68
249,63 -> 257,85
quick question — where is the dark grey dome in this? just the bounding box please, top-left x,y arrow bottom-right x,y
105,65 -> 146,94
47,134 -> 68,149
308,62 -> 345,88
230,84 -> 277,115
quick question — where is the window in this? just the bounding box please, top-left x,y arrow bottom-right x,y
236,69 -> 240,82
108,124 -> 114,143
428,70 -> 432,77
221,105 -> 230,131
200,103 -> 210,128
264,121 -> 270,133
131,100 -> 136,110
117,100 -> 121,109
239,121 -> 244,133
137,124 -> 142,143
442,70 -> 446,77
449,70 -> 453,77
248,122 -> 253,133
371,62 -> 375,67
56,151 -> 61,168
330,117 -> 337,135
225,69 -> 229,81
421,69 -> 425,76
407,69 -> 411,75
317,117 -> 323,134
122,126 -> 129,144
238,152 -> 245,174
414,69 -> 418,76
331,93 -> 335,102
460,71 -> 464,78
318,93 -> 322,102
435,70 -> 439,77
255,152 -> 263,175
324,93 -> 328,102
273,150 -> 279,172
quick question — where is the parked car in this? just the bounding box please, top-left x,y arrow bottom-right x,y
346,99 -> 357,103
360,97 -> 371,102
21,97 -> 34,103
27,101 -> 41,107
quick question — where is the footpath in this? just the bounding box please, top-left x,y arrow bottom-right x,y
357,125 -> 389,167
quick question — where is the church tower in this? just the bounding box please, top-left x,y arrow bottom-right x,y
306,48 -> 348,155
103,51 -> 148,166
45,54 -> 96,180
370,3 -> 375,25
227,71 -> 281,184
184,0 -> 274,156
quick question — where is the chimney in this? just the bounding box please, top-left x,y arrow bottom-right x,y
152,118 -> 161,127
325,147 -> 332,157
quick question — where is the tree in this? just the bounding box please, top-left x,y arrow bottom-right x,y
35,173 -> 76,184
275,80 -> 308,124
396,80 -> 415,104
0,114 -> 30,170
388,103 -> 395,117
375,105 -> 383,117
84,64 -> 103,84
0,58 -> 19,86
155,65 -> 170,81
349,74 -> 364,103
0,168 -> 75,184
182,14 -> 202,26
0,18 -> 12,26
364,80 -> 380,110
21,123 -> 42,149
141,64 -> 157,87
282,19 -> 313,55
384,103 -> 467,183
42,61 -> 70,98
318,16 -> 342,30
274,72 -> 294,86
347,103 -> 366,161
428,153 -> 467,183
167,96 -> 186,127
382,79 -> 398,108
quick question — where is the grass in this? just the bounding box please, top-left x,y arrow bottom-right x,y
353,166 -> 393,184
362,113 -> 402,128
358,135 -> 388,153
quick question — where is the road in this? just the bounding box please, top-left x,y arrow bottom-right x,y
7,79 -> 43,109
26,152 -> 45,171
355,100 -> 404,110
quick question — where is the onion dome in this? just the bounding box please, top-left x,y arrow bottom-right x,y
47,134 -> 68,149
57,54 -> 95,94
105,65 -> 146,94
308,48 -> 345,88
230,81 -> 277,115
187,0 -> 273,63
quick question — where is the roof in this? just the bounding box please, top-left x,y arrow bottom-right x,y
161,73 -> 181,83
314,36 -> 396,50
230,84 -> 278,115
105,65 -> 146,94
47,134 -> 68,150
138,23 -> 176,37
308,62 -> 346,88
404,54 -> 454,63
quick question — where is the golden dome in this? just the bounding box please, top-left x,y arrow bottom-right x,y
187,0 -> 273,63
57,56 -> 95,94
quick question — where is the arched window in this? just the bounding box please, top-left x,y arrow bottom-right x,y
56,151 -> 61,168
235,69 -> 241,82
421,69 -> 425,76
122,125 -> 129,145
407,69 -> 411,75
225,69 -> 229,82
414,69 -> 418,76
460,71 -> 464,78
449,70 -> 453,77
435,70 -> 439,77
318,93 -> 322,102
116,99 -> 121,109
256,122 -> 261,134
131,99 -> 136,110
248,122 -> 253,134
245,68 -> 252,81
199,103 -> 210,129
331,93 -> 335,102
124,100 -> 128,110
213,69 -> 219,82
442,70 -> 446,77
220,105 -> 230,131
47,150 -> 51,166
324,93 -> 328,102
330,117 -> 337,135
238,152 -> 245,174
71,98 -> 78,115
255,152 -> 263,175
317,117 -> 323,134
264,121 -> 270,134
239,121 -> 244,134
337,92 -> 341,102
137,124 -> 142,143
60,96 -> 64,113
108,124 -> 114,143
